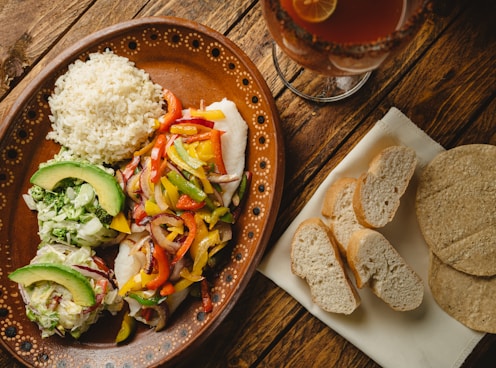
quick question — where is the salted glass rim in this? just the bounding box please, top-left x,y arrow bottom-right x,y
267,0 -> 433,56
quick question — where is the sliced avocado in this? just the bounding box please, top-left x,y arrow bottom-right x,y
30,161 -> 124,216
8,263 -> 96,306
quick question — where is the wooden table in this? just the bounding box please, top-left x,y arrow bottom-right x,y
1,0 -> 495,367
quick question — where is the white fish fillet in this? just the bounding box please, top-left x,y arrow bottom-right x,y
207,98 -> 248,207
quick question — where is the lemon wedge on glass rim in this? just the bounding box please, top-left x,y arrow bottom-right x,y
293,0 -> 337,23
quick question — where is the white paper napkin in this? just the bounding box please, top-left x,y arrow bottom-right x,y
257,107 -> 485,368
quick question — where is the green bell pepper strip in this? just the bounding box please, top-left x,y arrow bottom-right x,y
166,171 -> 207,203
173,138 -> 206,169
127,292 -> 168,307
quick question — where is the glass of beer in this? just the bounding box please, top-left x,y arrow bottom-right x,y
261,0 -> 432,102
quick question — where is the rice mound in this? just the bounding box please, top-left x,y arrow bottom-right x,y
47,51 -> 164,164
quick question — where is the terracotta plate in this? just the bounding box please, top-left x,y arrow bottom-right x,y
0,16 -> 284,367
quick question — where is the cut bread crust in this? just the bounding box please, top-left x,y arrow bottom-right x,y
321,177 -> 366,255
416,144 -> 496,276
429,251 -> 496,333
347,228 -> 424,311
290,218 -> 360,314
353,146 -> 417,228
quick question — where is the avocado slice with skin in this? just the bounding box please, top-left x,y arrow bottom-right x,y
30,161 -> 125,216
9,263 -> 96,306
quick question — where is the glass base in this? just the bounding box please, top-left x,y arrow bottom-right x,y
272,43 -> 371,103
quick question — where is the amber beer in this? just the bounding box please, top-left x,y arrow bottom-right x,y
280,0 -> 406,44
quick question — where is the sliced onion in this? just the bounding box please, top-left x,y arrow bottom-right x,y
148,303 -> 170,332
169,256 -> 189,282
126,173 -> 142,203
215,222 -> 233,243
139,157 -> 153,200
150,213 -> 183,253
154,181 -> 169,212
72,264 -> 109,280
207,173 -> 240,183
143,239 -> 155,275
115,169 -> 125,191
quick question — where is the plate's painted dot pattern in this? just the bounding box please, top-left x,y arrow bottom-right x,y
0,22 -> 279,368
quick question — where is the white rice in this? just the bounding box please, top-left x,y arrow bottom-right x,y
47,51 -> 164,164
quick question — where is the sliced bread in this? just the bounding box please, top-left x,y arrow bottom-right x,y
321,177 -> 366,255
353,145 -> 417,228
347,228 -> 424,311
290,218 -> 360,314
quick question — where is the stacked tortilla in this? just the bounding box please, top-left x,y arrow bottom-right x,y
416,144 -> 496,333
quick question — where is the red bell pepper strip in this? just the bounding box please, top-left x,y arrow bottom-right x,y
122,155 -> 141,181
182,131 -> 212,144
210,129 -> 227,175
159,281 -> 175,297
132,202 -> 148,225
177,118 -> 215,129
150,134 -> 167,183
201,279 -> 213,313
158,89 -> 183,132
176,194 -> 206,211
172,211 -> 197,265
146,243 -> 171,291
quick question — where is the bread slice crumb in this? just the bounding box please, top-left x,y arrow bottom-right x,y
354,146 -> 417,228
347,228 -> 424,311
290,218 -> 360,314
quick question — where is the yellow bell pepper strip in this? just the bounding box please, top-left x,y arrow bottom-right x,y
208,207 -> 229,229
176,194 -> 205,211
146,244 -> 171,291
160,176 -> 179,208
133,135 -> 158,156
144,199 -> 163,216
172,211 -> 197,265
118,273 -> 143,296
150,134 -> 167,184
166,144 -> 207,180
170,124 -> 198,135
115,313 -> 136,344
179,268 -> 204,282
110,211 -> 132,234
189,108 -> 225,120
158,89 -> 183,132
166,171 -> 207,203
201,279 -> 213,313
210,129 -> 227,175
173,138 -> 206,169
192,229 -> 221,275
173,277 -> 193,292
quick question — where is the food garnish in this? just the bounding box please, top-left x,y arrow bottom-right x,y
293,0 -> 338,23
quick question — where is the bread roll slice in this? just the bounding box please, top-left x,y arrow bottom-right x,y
347,228 -> 424,311
353,146 -> 417,228
321,177 -> 366,255
291,218 -> 360,314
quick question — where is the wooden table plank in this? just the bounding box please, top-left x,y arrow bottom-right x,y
0,0 -> 94,98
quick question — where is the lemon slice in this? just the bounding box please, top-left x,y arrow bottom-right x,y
293,0 -> 337,23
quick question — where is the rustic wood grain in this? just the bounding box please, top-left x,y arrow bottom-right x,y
0,0 -> 495,367
0,0 -> 94,98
